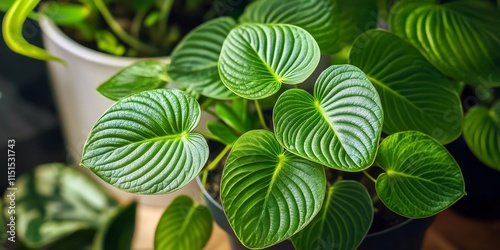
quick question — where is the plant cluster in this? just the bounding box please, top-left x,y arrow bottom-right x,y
2,0 -> 248,59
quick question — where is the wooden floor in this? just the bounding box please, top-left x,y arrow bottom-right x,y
133,204 -> 500,250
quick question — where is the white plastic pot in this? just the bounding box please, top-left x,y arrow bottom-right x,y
39,17 -> 201,206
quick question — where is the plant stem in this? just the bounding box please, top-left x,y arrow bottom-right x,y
363,170 -> 377,183
195,131 -> 220,142
131,8 -> 148,39
94,0 -> 160,55
200,98 -> 215,110
201,170 -> 208,188
254,100 -> 270,130
206,145 -> 232,171
157,0 -> 175,43
371,193 -> 380,203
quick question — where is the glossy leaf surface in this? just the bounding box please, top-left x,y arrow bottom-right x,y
376,131 -> 465,218
97,60 -> 168,101
219,24 -> 320,99
390,0 -> 500,86
463,101 -> 500,170
292,181 -> 373,250
274,65 -> 383,171
168,17 -> 237,99
221,130 -> 325,248
82,89 -> 208,194
155,196 -> 212,250
350,30 -> 462,144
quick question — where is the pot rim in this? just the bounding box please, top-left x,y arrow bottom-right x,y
38,15 -> 169,66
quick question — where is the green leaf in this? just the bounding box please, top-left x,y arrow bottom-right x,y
4,163 -> 118,248
168,17 -> 238,100
292,181 -> 373,250
219,23 -> 321,100
221,130 -> 325,249
350,30 -> 462,144
215,102 -> 248,134
97,60 -> 168,101
154,196 -> 213,250
375,131 -> 465,218
94,202 -> 136,250
463,101 -> 500,170
2,0 -> 62,61
94,30 -> 126,56
40,3 -> 89,26
206,121 -> 239,145
274,65 -> 383,171
81,89 -> 209,194
389,0 -> 500,86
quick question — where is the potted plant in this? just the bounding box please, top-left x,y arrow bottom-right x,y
1,0 -> 249,164
76,0 -> 500,249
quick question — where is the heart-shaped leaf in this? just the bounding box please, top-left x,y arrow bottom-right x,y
155,196 -> 213,250
219,23 -> 321,100
82,89 -> 209,194
375,131 -> 465,218
292,180 -> 373,250
240,0 -> 377,54
168,17 -> 238,100
97,60 -> 168,101
390,0 -> 500,86
4,163 -> 118,249
350,30 -> 462,144
463,101 -> 500,170
274,65 -> 383,171
93,202 -> 136,250
221,130 -> 325,249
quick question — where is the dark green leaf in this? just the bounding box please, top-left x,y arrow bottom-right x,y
40,3 -> 89,26
94,202 -> 136,250
3,163 -> 118,248
463,101 -> 500,170
207,121 -> 239,145
155,196 -> 212,250
274,65 -> 383,171
3,0 -> 62,61
82,89 -> 209,194
97,60 -> 168,101
375,131 -> 465,218
292,181 -> 373,250
350,30 -> 462,144
221,130 -> 325,248
219,24 -> 321,99
390,0 -> 500,86
168,17 -> 237,100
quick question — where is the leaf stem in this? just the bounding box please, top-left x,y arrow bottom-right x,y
363,170 -> 377,183
206,145 -> 232,171
201,170 -> 208,188
200,98 -> 215,110
254,100 -> 270,130
157,0 -> 175,43
94,0 -> 159,55
195,131 -> 220,142
372,193 -> 380,203
131,8 -> 148,39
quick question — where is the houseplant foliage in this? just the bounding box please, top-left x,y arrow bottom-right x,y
2,0 -> 246,60
80,0 -> 500,249
1,164 -> 136,249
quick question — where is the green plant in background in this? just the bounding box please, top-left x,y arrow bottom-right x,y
1,0 -> 248,60
75,0 -> 500,249
2,164 -> 136,250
